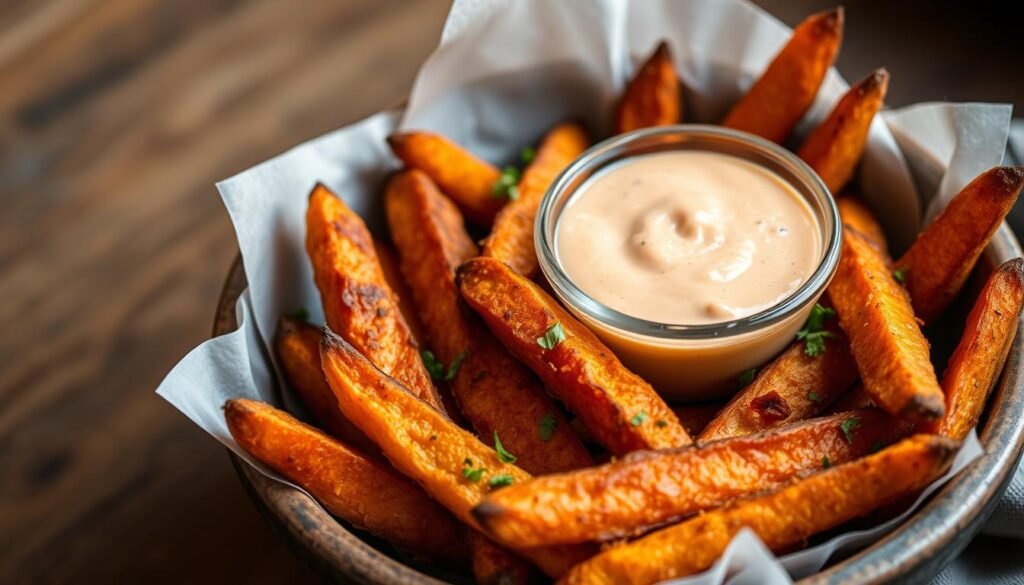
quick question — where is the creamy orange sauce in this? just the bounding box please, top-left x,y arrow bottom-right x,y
556,151 -> 820,324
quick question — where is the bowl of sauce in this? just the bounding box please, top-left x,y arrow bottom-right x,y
536,125 -> 841,400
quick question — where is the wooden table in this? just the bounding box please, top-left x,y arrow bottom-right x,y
1,1 -> 1021,583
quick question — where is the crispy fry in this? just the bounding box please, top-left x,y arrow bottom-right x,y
615,41 -> 681,134
828,228 -> 944,421
274,316 -> 378,454
699,328 -> 858,441
931,258 -> 1024,440
896,166 -> 1024,323
387,132 -> 504,226
458,257 -> 690,455
319,329 -> 593,577
475,410 -> 906,547
672,402 -> 723,437
374,240 -> 426,344
385,169 -> 591,474
306,184 -> 443,410
837,195 -> 888,252
224,399 -> 466,565
722,8 -> 843,143
482,122 -> 589,277
798,69 -> 888,193
558,434 -> 958,585
471,532 -> 533,585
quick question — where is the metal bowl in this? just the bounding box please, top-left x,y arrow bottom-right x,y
215,222 -> 1024,584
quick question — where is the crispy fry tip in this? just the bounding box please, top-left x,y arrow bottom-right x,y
864,68 -> 889,92
994,165 -> 1024,192
320,325 -> 348,352
472,501 -> 505,527
816,6 -> 844,33
903,392 -> 945,422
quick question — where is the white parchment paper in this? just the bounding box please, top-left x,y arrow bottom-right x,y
156,0 -> 1009,582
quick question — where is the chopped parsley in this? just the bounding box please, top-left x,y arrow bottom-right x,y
738,368 -> 758,387
822,456 -> 832,469
630,411 -> 648,427
422,349 -> 469,381
520,146 -> 537,164
893,267 -> 908,284
537,322 -> 567,350
494,432 -> 517,463
462,458 -> 485,482
287,307 -> 310,321
796,303 -> 837,357
870,440 -> 885,453
840,416 -> 861,443
488,474 -> 515,489
492,166 -> 522,200
538,413 -> 557,441
421,350 -> 445,380
446,350 -> 469,380
807,391 -> 821,404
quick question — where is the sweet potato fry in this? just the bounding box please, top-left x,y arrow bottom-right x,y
699,328 -> 858,441
798,69 -> 888,193
471,532 -> 533,585
895,166 -> 1024,323
931,258 -> 1024,440
387,132 -> 504,226
224,399 -> 466,565
306,184 -> 443,410
614,41 -> 681,134
474,409 -> 907,547
319,329 -> 593,577
274,316 -> 378,453
826,383 -> 875,413
828,228 -> 944,421
558,434 -> 958,585
723,8 -> 843,143
385,169 -> 591,474
671,402 -> 723,437
373,240 -> 426,344
837,195 -> 888,252
482,122 -> 589,277
458,257 -> 689,455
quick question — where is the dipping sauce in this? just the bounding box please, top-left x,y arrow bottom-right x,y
556,151 -> 820,324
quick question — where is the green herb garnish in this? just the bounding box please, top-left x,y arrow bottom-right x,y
520,146 -> 537,164
822,456 -> 832,469
445,350 -> 469,381
655,419 -> 669,428
796,303 -> 837,357
893,267 -> 908,284
462,459 -> 485,482
492,166 -> 522,200
287,307 -> 310,321
494,432 -> 517,463
807,391 -> 821,404
537,322 -> 567,350
630,411 -> 648,427
538,413 -> 557,441
840,416 -> 861,444
738,368 -> 757,387
488,474 -> 515,489
422,350 -> 445,380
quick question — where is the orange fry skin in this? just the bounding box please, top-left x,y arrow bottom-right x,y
558,434 -> 958,585
458,257 -> 690,455
699,328 -> 858,442
274,316 -> 378,454
723,8 -> 843,143
319,329 -> 593,578
374,240 -> 426,344
837,195 -> 888,252
471,532 -> 533,585
931,258 -> 1024,440
482,122 -> 589,277
828,228 -> 944,421
615,41 -> 681,134
798,69 -> 889,193
224,399 -> 467,566
387,132 -> 504,226
475,409 -> 907,548
385,169 -> 591,474
896,166 -> 1024,323
305,184 -> 443,411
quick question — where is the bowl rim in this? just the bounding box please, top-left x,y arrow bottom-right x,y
216,224 -> 1024,584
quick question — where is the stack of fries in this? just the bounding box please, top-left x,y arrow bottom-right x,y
224,8 -> 1024,584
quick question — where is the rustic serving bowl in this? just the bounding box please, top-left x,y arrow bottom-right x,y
216,221 -> 1024,584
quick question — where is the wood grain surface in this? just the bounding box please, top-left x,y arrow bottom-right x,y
1,1 -> 1021,584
